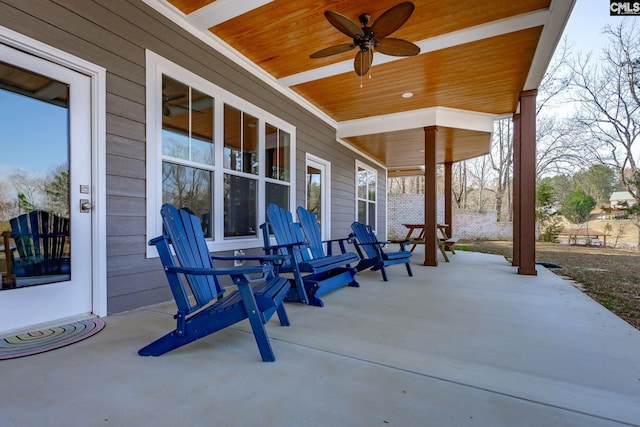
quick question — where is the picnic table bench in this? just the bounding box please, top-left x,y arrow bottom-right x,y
402,223 -> 459,262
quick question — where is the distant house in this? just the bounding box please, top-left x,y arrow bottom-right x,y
610,191 -> 636,210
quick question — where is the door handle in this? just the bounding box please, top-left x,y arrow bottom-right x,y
80,199 -> 92,212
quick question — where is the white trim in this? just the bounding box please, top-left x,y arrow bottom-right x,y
335,138 -> 387,170
305,154 -> 332,240
383,168 -> 388,241
0,25 -> 107,318
524,0 -> 576,90
145,51 -> 296,255
336,107 -> 497,139
187,0 -> 274,29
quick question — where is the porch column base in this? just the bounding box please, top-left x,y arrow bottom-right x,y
517,267 -> 537,276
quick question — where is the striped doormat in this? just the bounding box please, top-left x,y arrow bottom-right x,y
0,318 -> 105,360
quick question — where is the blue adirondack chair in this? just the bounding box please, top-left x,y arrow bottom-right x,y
296,206 -> 358,261
140,204 -> 291,362
260,203 -> 358,307
350,222 -> 413,281
9,210 -> 69,277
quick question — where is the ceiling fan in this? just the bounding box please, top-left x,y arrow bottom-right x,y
310,2 -> 420,76
162,92 -> 186,117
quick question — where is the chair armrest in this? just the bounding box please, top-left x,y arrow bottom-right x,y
266,241 -> 309,251
166,264 -> 273,277
211,254 -> 288,264
322,237 -> 351,255
322,237 -> 350,244
352,240 -> 383,248
388,238 -> 412,250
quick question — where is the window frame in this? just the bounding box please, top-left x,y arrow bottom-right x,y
355,160 -> 378,233
146,51 -> 295,256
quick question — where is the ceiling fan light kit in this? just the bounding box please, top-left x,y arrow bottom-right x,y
310,2 -> 420,77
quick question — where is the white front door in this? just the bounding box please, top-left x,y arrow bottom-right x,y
306,154 -> 331,241
0,43 -> 93,334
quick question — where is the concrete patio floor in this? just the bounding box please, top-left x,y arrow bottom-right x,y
1,249 -> 639,426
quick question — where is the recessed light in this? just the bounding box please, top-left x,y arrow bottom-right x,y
402,92 -> 413,98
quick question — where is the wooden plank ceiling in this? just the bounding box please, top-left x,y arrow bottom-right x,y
160,0 -> 565,174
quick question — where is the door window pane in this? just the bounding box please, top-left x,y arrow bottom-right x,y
224,174 -> 257,238
306,166 -> 321,220
0,61 -> 71,288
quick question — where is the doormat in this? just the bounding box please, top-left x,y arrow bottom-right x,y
0,318 -> 105,360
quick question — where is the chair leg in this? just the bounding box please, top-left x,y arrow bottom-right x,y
291,265 -> 310,304
380,264 -> 389,281
405,261 -> 413,277
276,303 -> 290,327
237,282 -> 276,362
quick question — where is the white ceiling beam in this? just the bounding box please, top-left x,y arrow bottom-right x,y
186,0 -> 274,30
336,107 -> 497,139
278,9 -> 550,87
523,0 -> 576,90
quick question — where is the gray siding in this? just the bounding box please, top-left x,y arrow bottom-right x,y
0,0 -> 386,313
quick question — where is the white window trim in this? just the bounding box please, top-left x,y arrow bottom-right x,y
355,159 -> 377,233
145,50 -> 295,256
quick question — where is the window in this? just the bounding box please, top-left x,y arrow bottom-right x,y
356,161 -> 377,231
161,76 -> 214,238
147,52 -> 295,252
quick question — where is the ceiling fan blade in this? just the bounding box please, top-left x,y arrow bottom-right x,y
354,50 -> 374,76
324,10 -> 365,38
370,2 -> 415,39
163,93 -> 186,103
375,38 -> 420,56
310,43 -> 356,59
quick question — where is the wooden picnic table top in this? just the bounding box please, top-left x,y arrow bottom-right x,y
558,228 -> 610,237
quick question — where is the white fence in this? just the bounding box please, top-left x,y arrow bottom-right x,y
387,193 -> 514,241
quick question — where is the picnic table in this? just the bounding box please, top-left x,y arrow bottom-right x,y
402,223 -> 459,262
558,228 -> 610,247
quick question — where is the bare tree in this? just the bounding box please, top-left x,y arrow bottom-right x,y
489,119 -> 513,220
570,19 -> 640,196
452,161 -> 468,209
536,39 -> 597,177
466,155 -> 492,212
569,19 -> 640,246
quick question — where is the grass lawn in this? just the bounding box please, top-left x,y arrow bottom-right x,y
458,240 -> 640,331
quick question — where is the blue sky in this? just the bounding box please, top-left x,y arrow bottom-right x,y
0,90 -> 68,177
562,0 -> 625,55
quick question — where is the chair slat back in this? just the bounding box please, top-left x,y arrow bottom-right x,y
10,210 -> 69,275
296,206 -> 325,259
160,204 -> 224,306
351,222 -> 381,259
266,203 -> 311,263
